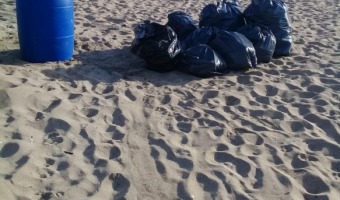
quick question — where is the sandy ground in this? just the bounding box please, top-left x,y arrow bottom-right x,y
0,0 -> 339,199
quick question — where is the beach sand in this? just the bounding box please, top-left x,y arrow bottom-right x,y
0,0 -> 339,199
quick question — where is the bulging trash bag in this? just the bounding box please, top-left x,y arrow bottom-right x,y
243,0 -> 292,57
131,21 -> 181,72
199,0 -> 245,31
183,26 -> 218,49
178,44 -> 228,78
237,24 -> 276,63
209,30 -> 257,70
167,11 -> 197,41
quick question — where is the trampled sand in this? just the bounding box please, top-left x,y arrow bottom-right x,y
0,0 -> 339,199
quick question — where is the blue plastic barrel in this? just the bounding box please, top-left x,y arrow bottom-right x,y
16,0 -> 74,62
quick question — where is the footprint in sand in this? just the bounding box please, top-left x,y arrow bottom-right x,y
44,132 -> 64,144
40,192 -> 54,200
160,94 -> 171,105
93,159 -> 108,183
102,85 -> 114,94
176,122 -> 192,133
124,89 -> 136,101
150,147 -> 166,175
83,108 -> 99,118
213,129 -> 224,137
280,144 -> 299,153
264,144 -> 284,165
214,151 -> 251,177
216,143 -> 229,151
149,137 -> 193,170
11,132 -> 22,140
303,194 -> 330,200
106,126 -> 125,140
307,85 -> 325,93
213,171 -> 233,194
43,99 -> 62,113
225,96 -> 241,106
300,172 -> 330,195
229,134 -> 245,146
204,109 -> 227,122
237,76 -> 254,86
91,97 -> 100,105
196,172 -> 219,199
109,146 -> 121,160
45,158 -> 56,166
109,173 -> 130,199
5,113 -> 15,125
242,131 -> 264,145
331,161 -> 340,173
80,129 -> 96,164
240,145 -> 262,157
304,114 -> 340,143
252,168 -> 265,189
291,153 -> 309,169
143,95 -> 155,108
306,139 -> 340,159
112,108 -> 126,127
56,161 -> 70,171
68,93 -> 82,100
84,15 -> 96,21
279,120 -> 307,133
0,142 -> 19,158
177,181 -> 193,200
44,118 -> 71,135
197,118 -> 224,128
35,112 -> 45,121
201,90 -> 219,104
7,155 -> 29,179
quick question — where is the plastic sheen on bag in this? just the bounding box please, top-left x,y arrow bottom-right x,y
183,26 -> 218,49
209,30 -> 257,70
131,21 -> 181,72
243,0 -> 292,56
199,0 -> 245,31
167,11 -> 197,41
178,44 -> 228,78
237,24 -> 276,63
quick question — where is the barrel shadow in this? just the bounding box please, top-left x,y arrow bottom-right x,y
40,47 -> 139,84
0,49 -> 26,65
41,46 -> 196,86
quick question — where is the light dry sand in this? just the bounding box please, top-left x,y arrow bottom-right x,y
0,0 -> 340,199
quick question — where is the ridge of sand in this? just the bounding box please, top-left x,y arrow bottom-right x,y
0,0 -> 339,199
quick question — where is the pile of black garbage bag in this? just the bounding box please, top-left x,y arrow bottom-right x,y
131,0 -> 292,78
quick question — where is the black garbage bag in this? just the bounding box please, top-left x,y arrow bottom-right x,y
178,44 -> 228,78
243,0 -> 292,56
199,0 -> 245,31
209,30 -> 257,70
167,11 -> 197,41
183,26 -> 218,49
131,21 -> 181,72
237,24 -> 276,63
